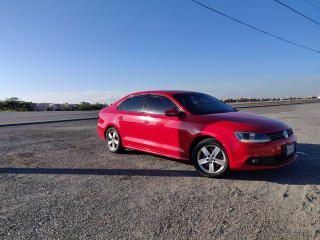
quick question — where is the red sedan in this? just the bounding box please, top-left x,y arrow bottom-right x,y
97,91 -> 297,178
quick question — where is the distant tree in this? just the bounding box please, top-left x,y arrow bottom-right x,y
78,102 -> 106,110
78,102 -> 92,110
0,97 -> 33,111
91,103 -> 105,110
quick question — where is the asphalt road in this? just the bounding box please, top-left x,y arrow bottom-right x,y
229,99 -> 318,108
0,99 -> 318,126
0,111 -> 99,126
0,103 -> 319,239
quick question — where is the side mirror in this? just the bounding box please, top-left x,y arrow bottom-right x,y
165,108 -> 186,118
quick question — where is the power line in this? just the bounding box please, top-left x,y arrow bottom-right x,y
274,0 -> 320,27
302,0 -> 320,13
191,0 -> 320,54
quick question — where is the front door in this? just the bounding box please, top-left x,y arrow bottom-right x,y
143,95 -> 187,159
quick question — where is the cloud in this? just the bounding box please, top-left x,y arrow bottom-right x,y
6,90 -> 128,104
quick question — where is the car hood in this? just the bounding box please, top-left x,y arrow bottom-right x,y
199,111 -> 289,133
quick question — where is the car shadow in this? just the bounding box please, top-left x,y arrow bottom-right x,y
129,142 -> 320,185
0,167 -> 198,177
0,143 -> 319,184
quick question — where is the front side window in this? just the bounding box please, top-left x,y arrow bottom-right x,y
117,95 -> 146,112
147,95 -> 177,115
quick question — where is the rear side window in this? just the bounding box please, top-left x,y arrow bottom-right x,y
117,101 -> 126,110
147,95 -> 177,115
117,95 -> 146,112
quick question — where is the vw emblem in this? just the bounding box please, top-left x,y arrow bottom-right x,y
283,130 -> 288,139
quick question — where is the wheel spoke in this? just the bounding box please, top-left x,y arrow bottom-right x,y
208,162 -> 215,173
108,132 -> 113,139
214,159 -> 226,166
198,157 -> 209,165
211,147 -> 221,158
113,140 -> 119,145
201,147 -> 211,157
108,140 -> 112,145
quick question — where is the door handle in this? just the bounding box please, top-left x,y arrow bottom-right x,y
118,116 -> 123,120
144,120 -> 150,124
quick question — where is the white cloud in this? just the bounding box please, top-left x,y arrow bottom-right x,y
4,90 -> 128,104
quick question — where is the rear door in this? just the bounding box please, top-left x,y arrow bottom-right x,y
116,95 -> 148,149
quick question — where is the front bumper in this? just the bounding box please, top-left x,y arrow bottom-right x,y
245,142 -> 296,166
227,134 -> 298,170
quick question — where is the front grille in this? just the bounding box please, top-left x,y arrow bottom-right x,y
267,128 -> 293,140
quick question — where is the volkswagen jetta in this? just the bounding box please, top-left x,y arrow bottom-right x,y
97,91 -> 297,178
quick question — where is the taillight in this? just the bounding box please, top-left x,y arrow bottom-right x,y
98,117 -> 104,124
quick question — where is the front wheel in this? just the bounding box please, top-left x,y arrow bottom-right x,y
106,127 -> 124,153
192,138 -> 230,178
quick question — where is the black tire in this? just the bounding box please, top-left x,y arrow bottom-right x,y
192,138 -> 230,178
105,127 -> 124,153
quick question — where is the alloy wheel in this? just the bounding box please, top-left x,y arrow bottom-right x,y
196,144 -> 227,174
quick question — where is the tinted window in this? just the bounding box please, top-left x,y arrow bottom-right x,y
118,95 -> 146,112
117,101 -> 126,110
173,93 -> 235,115
147,95 -> 177,115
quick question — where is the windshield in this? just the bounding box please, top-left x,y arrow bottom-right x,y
173,93 -> 235,115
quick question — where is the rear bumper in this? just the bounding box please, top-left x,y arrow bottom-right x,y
97,117 -> 106,140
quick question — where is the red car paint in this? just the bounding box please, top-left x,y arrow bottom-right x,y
97,90 -> 297,171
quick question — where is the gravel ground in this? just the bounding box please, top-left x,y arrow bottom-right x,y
0,103 -> 319,239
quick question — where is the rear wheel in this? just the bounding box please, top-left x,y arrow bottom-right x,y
106,127 -> 124,153
192,138 -> 230,178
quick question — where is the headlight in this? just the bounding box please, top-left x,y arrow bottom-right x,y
234,132 -> 271,143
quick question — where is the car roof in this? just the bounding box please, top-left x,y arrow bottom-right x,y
130,90 -> 198,96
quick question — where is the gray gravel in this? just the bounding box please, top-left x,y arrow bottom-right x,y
0,103 -> 319,239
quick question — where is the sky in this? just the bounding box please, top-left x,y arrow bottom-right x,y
0,0 -> 319,104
